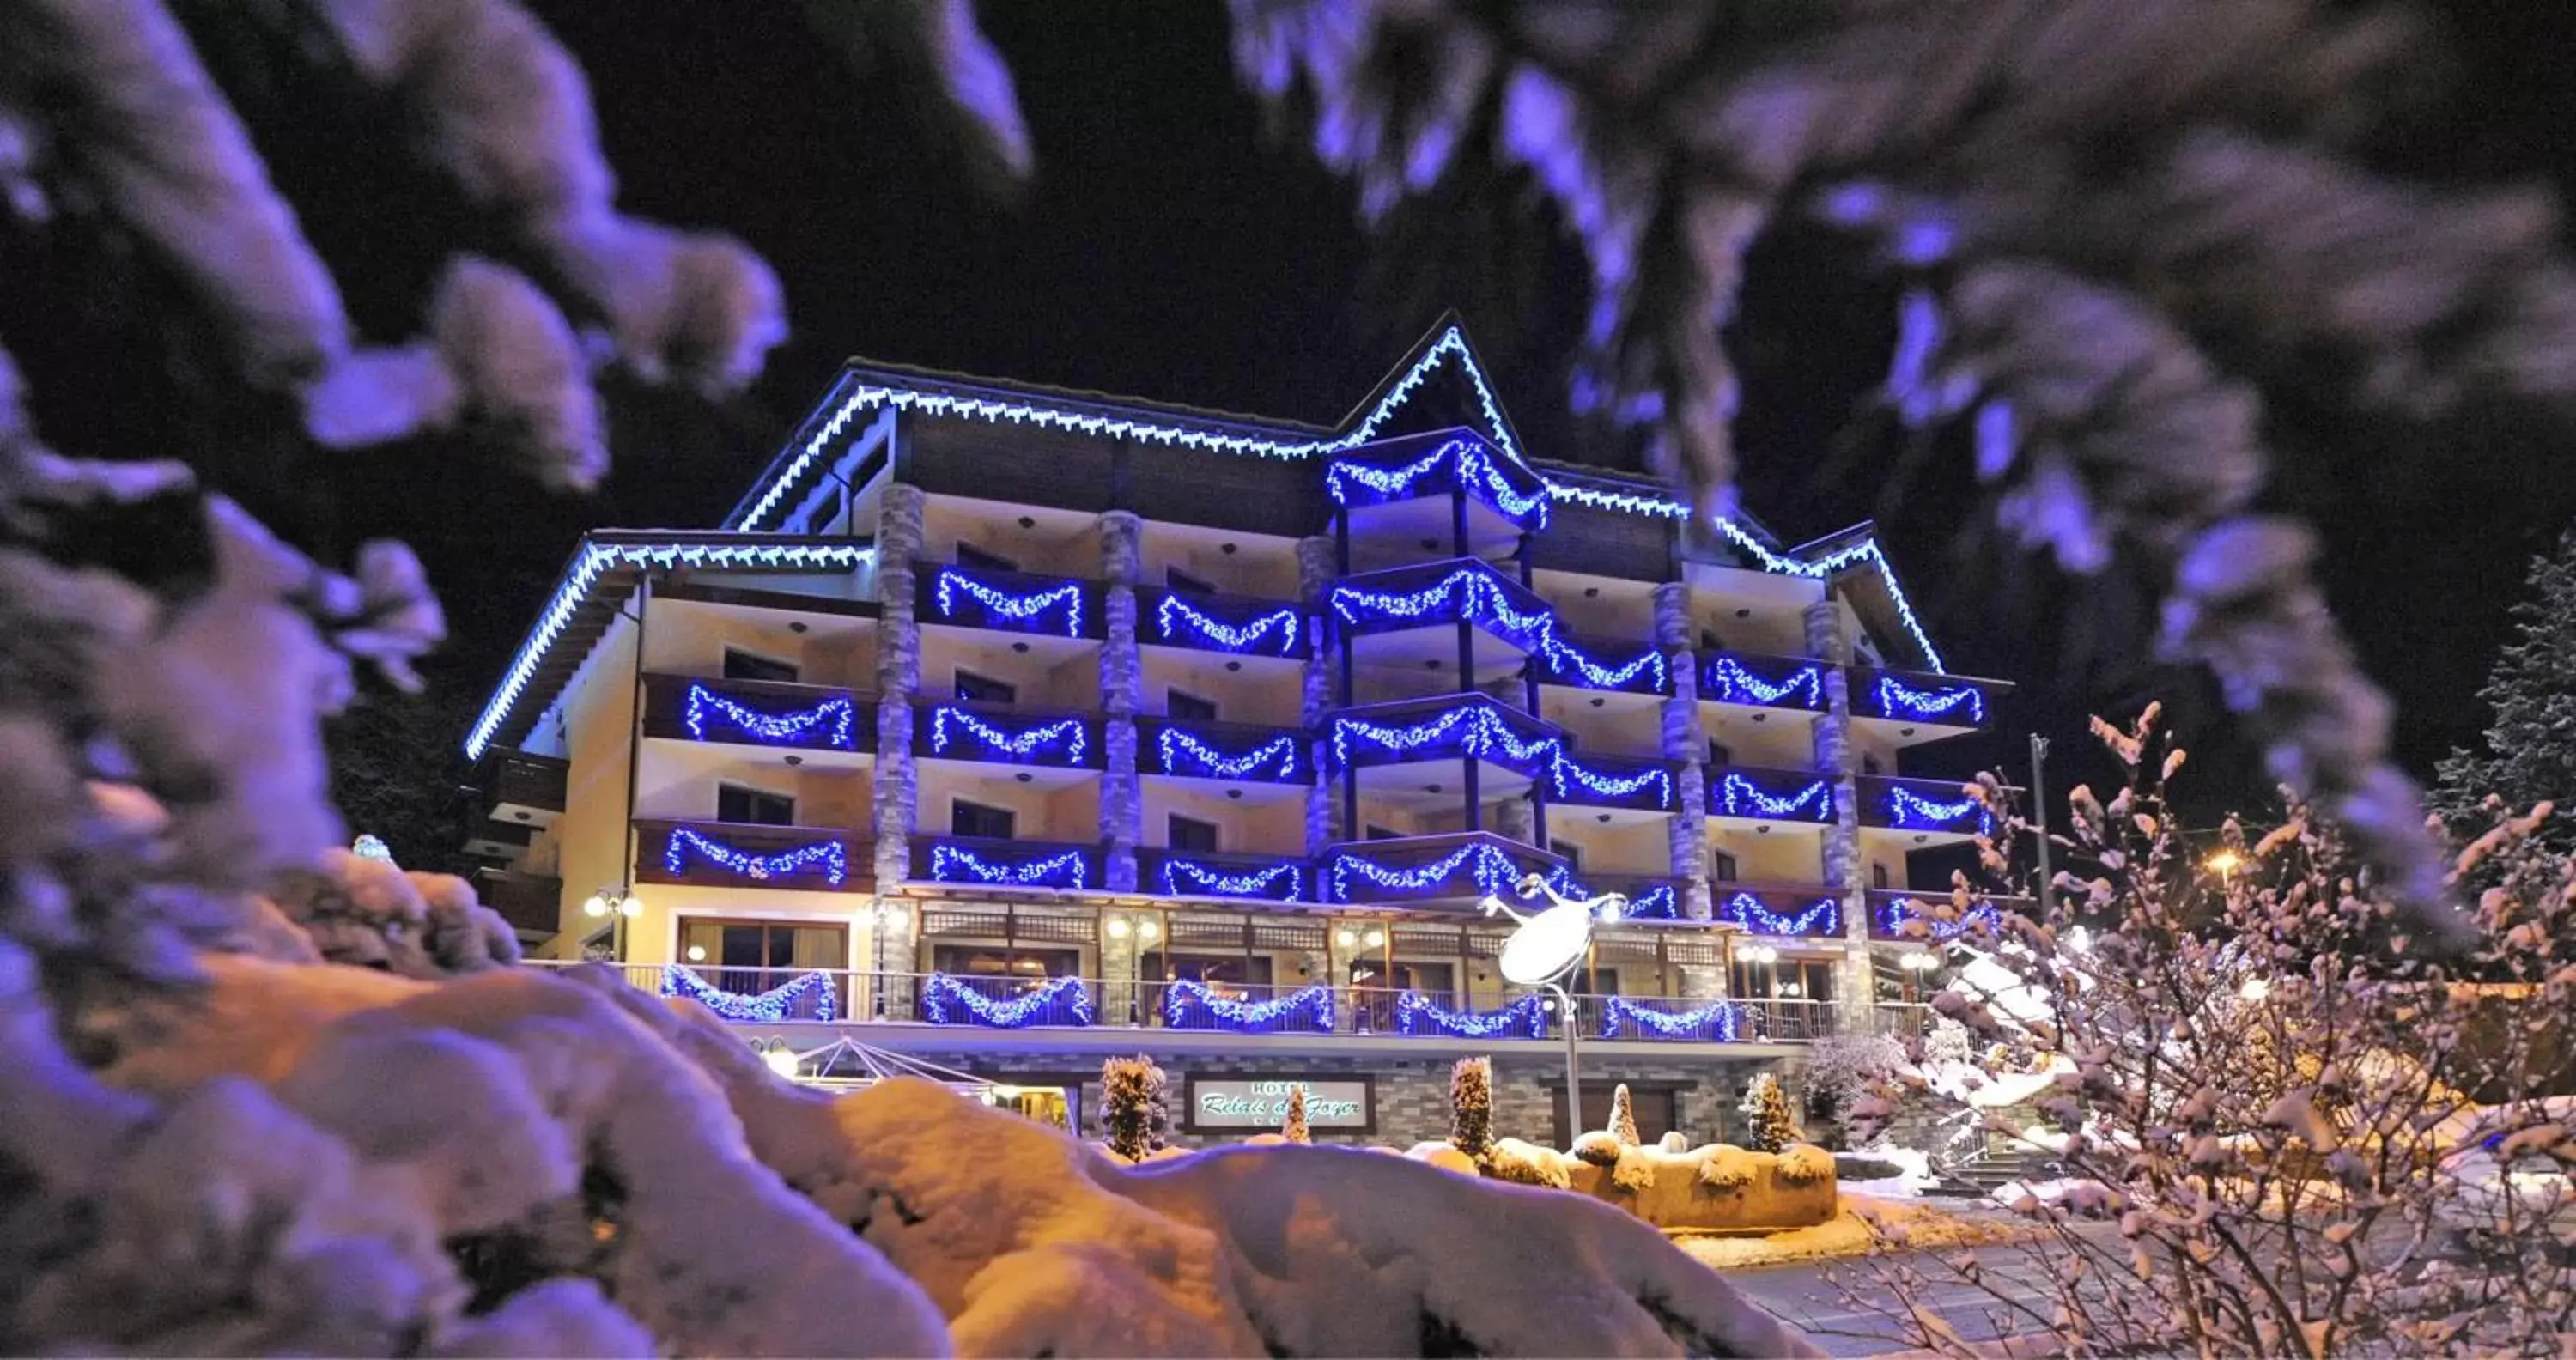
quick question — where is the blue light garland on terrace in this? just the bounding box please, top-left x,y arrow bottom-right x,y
930,707 -> 1089,765
664,829 -> 847,885
1712,773 -> 1833,823
1328,568 -> 1554,649
1395,991 -> 1550,1040
1547,751 -> 1674,807
931,568 -> 1084,637
1884,786 -> 1993,835
1538,634 -> 1667,691
1152,594 -> 1303,656
1325,435 -> 1550,530
1330,704 -> 1558,769
1703,657 -> 1822,709
1156,857 -> 1305,902
1156,727 -> 1299,781
1598,997 -> 1739,1042
1543,868 -> 1680,920
660,966 -> 839,1023
927,844 -> 1091,890
1874,675 -> 1984,726
683,683 -> 856,749
1718,892 -> 1840,937
1160,980 -> 1335,1034
1874,897 -> 2005,940
1328,841 -> 1523,902
920,974 -> 1095,1028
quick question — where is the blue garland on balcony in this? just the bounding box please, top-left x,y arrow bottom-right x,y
1885,786 -> 1993,835
1718,891 -> 1840,937
664,829 -> 848,885
1874,896 -> 2006,940
927,845 -> 1091,889
1547,751 -> 1673,807
1327,567 -> 1555,649
1153,593 -> 1303,656
929,707 -> 1089,765
1704,657 -> 1822,709
1330,703 -> 1558,769
932,567 -> 1084,636
660,966 -> 840,1023
1325,435 -> 1551,529
1328,841 -> 1522,902
1873,675 -> 1984,725
683,683 -> 857,749
1537,634 -> 1667,691
1156,857 -> 1305,902
1712,773 -> 1833,822
920,973 -> 1096,1028
1394,991 -> 1550,1040
1156,726 -> 1299,780
1160,979 -> 1335,1033
1598,996 -> 1739,1042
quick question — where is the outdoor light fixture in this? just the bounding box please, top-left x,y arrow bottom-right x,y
1334,927 -> 1357,949
1363,927 -> 1386,949
2239,976 -> 2271,1002
582,886 -> 636,919
1139,920 -> 1161,942
2206,849 -> 2244,882
686,944 -> 707,962
762,1043 -> 801,1078
1741,943 -> 1781,965
1899,950 -> 1939,971
1105,917 -> 1131,939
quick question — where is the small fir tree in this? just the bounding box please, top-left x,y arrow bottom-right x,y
1449,1057 -> 1493,1162
2433,528 -> 2576,867
1102,1056 -> 1157,1162
1281,1086 -> 1310,1144
1606,1082 -> 1641,1146
1739,1072 -> 1797,1153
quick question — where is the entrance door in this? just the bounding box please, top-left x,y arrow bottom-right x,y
1550,1084 -> 1679,1147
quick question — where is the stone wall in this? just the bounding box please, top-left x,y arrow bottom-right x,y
1097,510 -> 1144,890
1803,597 -> 1874,1028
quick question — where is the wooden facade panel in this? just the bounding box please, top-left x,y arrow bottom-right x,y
909,421 -> 1119,511
1529,500 -> 1672,581
1127,444 -> 1325,537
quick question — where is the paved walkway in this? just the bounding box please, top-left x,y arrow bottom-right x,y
1718,1223 -> 2123,1357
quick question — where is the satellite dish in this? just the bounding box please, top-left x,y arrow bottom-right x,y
1498,899 -> 1595,986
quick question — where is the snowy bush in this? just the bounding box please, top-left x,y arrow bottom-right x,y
1280,1085 -> 1310,1144
1606,1081 -> 1643,1146
1446,1055 -> 1492,1163
1657,1130 -> 1689,1154
1697,1147 -> 1758,1193
1570,1130 -> 1625,1168
1775,1144 -> 1837,1186
1801,1033 -> 1905,1151
1485,1138 -> 1573,1191
1739,1074 -> 1797,1154
1100,1056 -> 1159,1163
1609,1146 -> 1657,1194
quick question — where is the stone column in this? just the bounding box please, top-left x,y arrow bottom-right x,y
1491,795 -> 1534,845
1804,596 -> 1875,1031
1098,917 -> 1141,1026
1654,582 -> 1712,921
1099,511 -> 1144,891
872,481 -> 926,1008
1298,536 -> 1339,856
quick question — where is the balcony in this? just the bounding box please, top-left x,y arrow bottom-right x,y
477,751 -> 567,828
1544,750 -> 1679,813
1327,693 -> 1562,776
1866,889 -> 2022,942
1852,666 -> 2000,738
471,867 -> 562,938
1700,652 -> 1828,713
1534,629 -> 1670,696
920,701 -> 1103,770
1858,776 -> 1993,841
910,835 -> 1104,893
916,563 -> 1103,641
635,819 -> 870,894
1139,847 -> 1309,902
1325,429 -> 1552,534
1710,883 -> 1845,938
1323,831 -> 1562,907
1138,586 -> 1309,660
641,672 -> 875,756
1705,764 -> 1837,826
1328,556 -> 1553,660
1553,870 -> 1686,920
1138,717 -> 1308,786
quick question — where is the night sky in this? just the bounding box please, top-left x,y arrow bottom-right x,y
412,1 -> 2576,820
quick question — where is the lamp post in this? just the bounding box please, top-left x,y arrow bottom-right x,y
1481,873 -> 1626,1142
582,885 -> 640,962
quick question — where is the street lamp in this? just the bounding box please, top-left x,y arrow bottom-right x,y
1481,873 -> 1630,1133
2205,849 -> 2243,886
582,886 -> 638,959
1898,948 -> 1939,1004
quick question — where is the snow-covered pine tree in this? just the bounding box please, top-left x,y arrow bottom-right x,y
1144,1059 -> 1172,1151
1607,1082 -> 1640,1146
1101,1056 -> 1157,1162
1449,1057 -> 1493,1162
2434,528 -> 2576,867
1739,1073 -> 1797,1154
1281,1086 -> 1310,1144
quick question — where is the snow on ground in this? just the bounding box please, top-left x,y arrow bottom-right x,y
1839,1145 -> 1939,1199
1919,1059 -> 2065,1109
1672,1198 -> 2028,1270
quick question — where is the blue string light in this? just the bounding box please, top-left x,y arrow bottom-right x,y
1151,594 -> 1303,656
931,568 -> 1085,637
1154,726 -> 1300,781
1160,980 -> 1335,1033
1328,841 -> 1524,902
1547,751 -> 1674,807
1328,567 -> 1554,649
927,844 -> 1091,889
1330,703 -> 1559,770
929,707 -> 1090,766
921,974 -> 1096,1028
1717,892 -> 1841,937
1884,786 -> 1993,835
1537,634 -> 1668,691
1874,897 -> 2005,940
1873,675 -> 1984,726
1703,657 -> 1822,709
1711,773 -> 1833,822
664,829 -> 848,885
683,683 -> 856,749
1541,868 -> 1680,920
1325,435 -> 1550,530
1155,857 -> 1306,902
1598,997 -> 1739,1042
660,966 -> 839,1023
1394,991 -> 1550,1040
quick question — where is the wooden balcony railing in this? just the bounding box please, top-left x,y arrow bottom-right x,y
1545,750 -> 1680,812
1866,889 -> 2025,942
1136,586 -> 1310,659
909,835 -> 1104,893
1327,556 -> 1555,651
1136,716 -> 1309,786
1326,693 -> 1564,776
477,750 -> 567,818
634,819 -> 870,894
1710,882 -> 1847,938
471,867 -> 562,936
1705,764 -> 1837,825
1853,666 -> 2000,732
914,562 -> 1103,641
641,672 -> 876,754
920,701 -> 1103,770
1321,831 -> 1563,907
1858,776 -> 1994,835
1137,847 -> 1310,902
1699,651 -> 1828,713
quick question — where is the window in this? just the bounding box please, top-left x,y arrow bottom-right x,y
716,783 -> 796,826
1165,688 -> 1219,721
1709,848 -> 1740,883
1555,841 -> 1583,871
723,647 -> 799,683
930,944 -> 1079,978
1553,1085 -> 1675,1147
951,798 -> 1017,840
953,669 -> 1018,704
1143,952 -> 1273,986
1167,814 -> 1221,853
676,919 -> 847,1017
1364,823 -> 1404,841
955,542 -> 1020,572
1871,862 -> 1891,889
1165,567 -> 1217,595
1708,740 -> 1734,768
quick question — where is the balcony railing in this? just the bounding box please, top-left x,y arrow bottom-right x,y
1866,889 -> 2023,942
1137,586 -> 1310,659
641,672 -> 875,754
635,819 -> 869,894
1327,556 -> 1554,653
1139,847 -> 1309,902
1705,764 -> 1837,824
471,867 -> 561,936
477,750 -> 567,818
1322,831 -> 1561,906
1700,652 -> 1828,713
1324,428 -> 1552,532
1710,882 -> 1846,938
1859,776 -> 1994,836
1552,870 -> 1686,920
1327,693 -> 1564,776
1545,750 -> 1678,812
909,835 -> 1103,892
1854,666 -> 1997,732
1533,629 -> 1670,695
1138,717 -> 1309,786
916,562 -> 1103,641
920,701 -> 1103,770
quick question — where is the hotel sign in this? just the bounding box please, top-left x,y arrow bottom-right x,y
1183,1075 -> 1375,1132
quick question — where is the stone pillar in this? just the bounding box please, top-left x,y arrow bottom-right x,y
1098,917 -> 1141,1026
872,481 -> 927,1007
1298,536 -> 1340,855
1804,596 -> 1875,1031
1654,582 -> 1712,921
1491,795 -> 1534,845
1099,511 -> 1145,891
